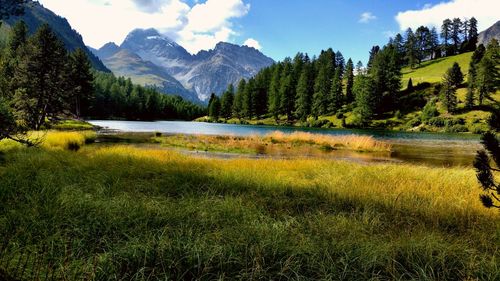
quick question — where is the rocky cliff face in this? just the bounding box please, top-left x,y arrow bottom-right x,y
117,28 -> 274,102
478,20 -> 500,46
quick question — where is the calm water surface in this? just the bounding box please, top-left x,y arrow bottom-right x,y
88,120 -> 481,167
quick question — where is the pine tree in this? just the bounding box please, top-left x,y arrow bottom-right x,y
451,18 -> 463,54
243,78 -> 255,118
220,84 -> 234,119
448,62 -> 464,87
345,58 -> 354,103
312,66 -> 329,117
279,60 -> 294,121
295,66 -> 311,121
441,66 -> 459,113
441,19 -> 452,56
407,78 -> 413,91
233,79 -> 246,118
354,74 -> 376,124
329,67 -> 343,113
476,39 -> 499,105
367,46 -> 380,70
429,27 -> 441,59
404,28 -> 418,68
473,132 -> 500,209
68,48 -> 94,118
12,23 -> 70,130
268,64 -> 282,119
208,93 -> 221,120
468,17 -> 478,42
465,86 -> 474,109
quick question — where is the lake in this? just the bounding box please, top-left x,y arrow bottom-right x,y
88,120 -> 482,167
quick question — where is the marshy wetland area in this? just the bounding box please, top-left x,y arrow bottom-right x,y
0,121 -> 498,280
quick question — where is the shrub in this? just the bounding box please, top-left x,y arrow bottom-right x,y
408,118 -> 422,127
427,117 -> 446,127
445,124 -> 468,133
421,101 -> 439,122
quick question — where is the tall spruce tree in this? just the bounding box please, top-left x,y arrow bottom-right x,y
279,59 -> 295,121
233,79 -> 246,118
441,66 -> 459,113
68,48 -> 94,118
345,58 -> 354,103
329,67 -> 343,113
268,64 -> 282,119
295,63 -> 312,121
404,28 -> 418,68
12,23 -> 70,130
476,39 -> 499,105
354,74 -> 376,124
441,19 -> 452,56
220,84 -> 235,119
451,18 -> 463,54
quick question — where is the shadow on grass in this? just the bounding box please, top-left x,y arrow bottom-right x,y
0,148 -> 498,280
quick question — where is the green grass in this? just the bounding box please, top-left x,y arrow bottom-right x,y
0,145 -> 499,280
402,52 -> 473,87
49,119 -> 95,131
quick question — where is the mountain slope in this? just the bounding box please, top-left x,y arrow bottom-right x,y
92,43 -> 199,102
4,0 -> 109,72
478,20 -> 500,46
119,29 -> 274,101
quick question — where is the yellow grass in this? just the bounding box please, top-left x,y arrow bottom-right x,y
0,130 -> 97,151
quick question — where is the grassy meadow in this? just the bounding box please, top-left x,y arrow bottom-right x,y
0,130 -> 499,280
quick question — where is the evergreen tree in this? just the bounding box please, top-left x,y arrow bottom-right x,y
404,28 -> 418,68
233,79 -> 246,118
243,78 -> 255,118
441,66 -> 459,113
465,86 -> 474,109
268,64 -> 282,119
407,78 -> 413,91
354,74 -> 376,124
345,58 -> 354,103
476,40 -> 499,104
295,65 -> 312,121
429,27 -> 441,59
451,18 -> 463,54
468,17 -> 478,44
8,20 -> 27,53
220,84 -> 234,119
369,44 -> 402,113
329,67 -> 343,113
68,48 -> 94,118
415,26 -> 430,63
12,23 -> 70,130
208,93 -> 221,119
441,19 -> 452,56
312,66 -> 330,117
367,45 -> 380,70
279,60 -> 295,121
473,132 -> 500,209
448,62 -> 464,87
355,61 -> 364,75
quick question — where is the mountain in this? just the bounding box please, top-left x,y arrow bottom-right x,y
478,20 -> 500,46
92,43 -> 199,102
4,0 -> 109,72
118,28 -> 274,101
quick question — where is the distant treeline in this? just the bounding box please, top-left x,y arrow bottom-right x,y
89,72 -> 205,121
208,16 -> 498,126
0,20 -> 205,136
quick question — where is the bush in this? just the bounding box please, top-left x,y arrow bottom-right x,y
427,117 -> 447,127
445,124 -> 468,133
421,101 -> 439,122
445,118 -> 465,126
307,119 -> 333,128
407,118 -> 422,127
394,110 -> 402,119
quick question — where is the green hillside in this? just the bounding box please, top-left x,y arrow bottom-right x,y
402,52 -> 473,87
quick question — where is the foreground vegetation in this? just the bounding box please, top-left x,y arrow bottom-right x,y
0,138 -> 499,280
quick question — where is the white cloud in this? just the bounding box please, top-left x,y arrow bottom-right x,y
383,31 -> 396,38
396,0 -> 500,31
359,12 -> 376,23
38,0 -> 252,54
243,38 -> 261,50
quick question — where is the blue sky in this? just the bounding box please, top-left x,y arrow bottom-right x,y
39,0 -> 499,64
